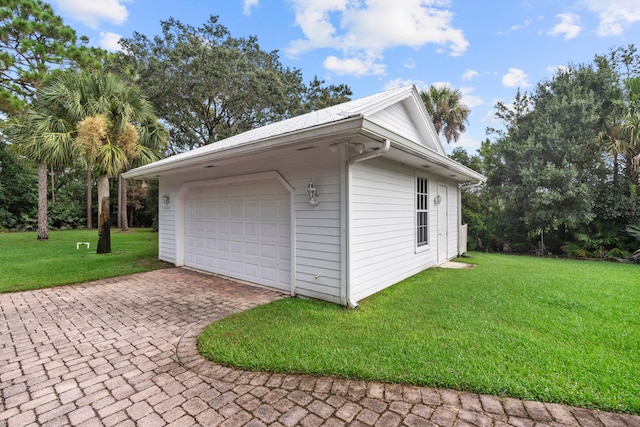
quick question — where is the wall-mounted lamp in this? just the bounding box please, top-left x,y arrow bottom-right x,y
307,180 -> 319,208
434,194 -> 442,206
161,194 -> 170,209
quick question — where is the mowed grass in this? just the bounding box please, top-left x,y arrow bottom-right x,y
0,228 -> 171,293
199,253 -> 640,413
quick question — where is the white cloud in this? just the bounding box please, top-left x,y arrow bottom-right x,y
547,13 -> 582,39
502,68 -> 531,88
497,18 -> 532,35
460,87 -> 483,109
243,0 -> 259,15
581,0 -> 640,36
287,0 -> 469,77
99,32 -> 123,52
323,55 -> 386,76
481,105 -> 501,125
403,58 -> 416,70
444,133 -> 482,154
430,81 -> 452,89
52,0 -> 129,29
546,64 -> 570,76
384,77 -> 429,92
462,69 -> 478,80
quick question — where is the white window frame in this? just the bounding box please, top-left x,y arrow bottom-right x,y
415,176 -> 430,252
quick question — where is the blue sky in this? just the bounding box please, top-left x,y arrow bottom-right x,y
50,0 -> 640,154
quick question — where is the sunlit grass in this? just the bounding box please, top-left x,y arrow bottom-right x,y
200,253 -> 640,413
0,228 -> 171,292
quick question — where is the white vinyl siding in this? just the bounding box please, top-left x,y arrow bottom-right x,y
349,158 -> 439,302
158,179 -> 183,264
369,101 -> 422,145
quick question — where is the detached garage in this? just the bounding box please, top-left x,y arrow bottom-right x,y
182,177 -> 292,292
124,85 -> 486,306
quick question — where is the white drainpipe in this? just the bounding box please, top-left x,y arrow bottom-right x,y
457,181 -> 484,256
344,139 -> 391,308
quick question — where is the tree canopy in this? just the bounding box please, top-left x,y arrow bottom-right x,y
462,45 -> 640,258
420,85 -> 470,144
0,0 -> 103,115
111,15 -> 351,154
7,69 -> 167,251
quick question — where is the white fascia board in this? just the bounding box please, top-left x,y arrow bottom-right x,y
360,118 -> 440,155
399,143 -> 486,182
124,116 -> 364,179
359,119 -> 486,183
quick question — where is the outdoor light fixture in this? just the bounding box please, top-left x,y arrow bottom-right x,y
434,194 -> 442,206
161,194 -> 170,209
307,180 -> 319,207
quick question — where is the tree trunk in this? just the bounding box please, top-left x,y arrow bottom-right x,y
50,169 -> 55,205
37,162 -> 48,240
87,165 -> 93,229
121,175 -> 128,231
97,175 -> 111,254
118,174 -> 129,231
117,174 -> 122,229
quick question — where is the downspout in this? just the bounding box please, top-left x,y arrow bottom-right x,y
457,181 -> 484,256
344,139 -> 391,309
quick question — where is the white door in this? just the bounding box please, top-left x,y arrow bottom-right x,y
437,184 -> 448,263
183,179 -> 291,291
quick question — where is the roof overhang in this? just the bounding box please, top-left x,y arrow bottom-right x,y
123,115 -> 365,179
124,96 -> 486,186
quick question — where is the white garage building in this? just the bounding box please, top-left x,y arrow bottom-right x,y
124,85 -> 486,306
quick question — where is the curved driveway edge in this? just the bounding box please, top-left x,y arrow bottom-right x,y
0,268 -> 637,427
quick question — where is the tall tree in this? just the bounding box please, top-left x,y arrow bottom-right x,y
0,140 -> 37,229
296,76 -> 352,114
482,64 -> 616,252
420,84 -> 470,144
111,16 -> 351,154
8,70 -> 167,253
0,0 -> 103,239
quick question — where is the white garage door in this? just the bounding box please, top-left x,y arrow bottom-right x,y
184,179 -> 291,291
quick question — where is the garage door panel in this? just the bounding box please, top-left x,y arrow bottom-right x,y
229,241 -> 243,254
260,202 -> 278,217
218,239 -> 229,251
261,244 -> 277,259
245,223 -> 258,237
245,242 -> 259,256
245,263 -> 259,278
184,179 -> 291,291
278,246 -> 290,260
230,223 -> 243,236
245,203 -> 259,217
260,224 -> 277,238
278,224 -> 290,239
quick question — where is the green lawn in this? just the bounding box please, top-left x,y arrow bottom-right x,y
0,228 -> 171,293
199,253 -> 640,414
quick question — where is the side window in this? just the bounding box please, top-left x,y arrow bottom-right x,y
416,177 -> 428,247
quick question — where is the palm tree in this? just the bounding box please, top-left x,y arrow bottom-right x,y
420,85 -> 470,144
9,70 -> 166,253
597,87 -> 628,185
7,107 -> 79,239
622,78 -> 640,183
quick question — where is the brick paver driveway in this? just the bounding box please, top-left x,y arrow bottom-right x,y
1,269 -> 638,427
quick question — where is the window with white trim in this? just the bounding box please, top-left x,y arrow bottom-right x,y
416,177 -> 429,247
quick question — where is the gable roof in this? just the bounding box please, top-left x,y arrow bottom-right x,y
125,85 -> 485,184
